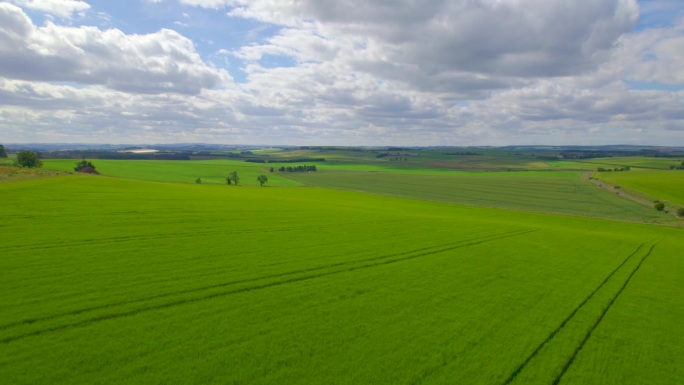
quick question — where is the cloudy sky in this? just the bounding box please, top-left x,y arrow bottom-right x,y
1,0 -> 683,146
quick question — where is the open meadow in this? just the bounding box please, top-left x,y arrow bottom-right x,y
1,153 -> 683,384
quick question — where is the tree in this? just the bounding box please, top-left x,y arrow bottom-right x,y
225,177 -> 232,185
74,159 -> 95,171
654,202 -> 665,211
269,167 -> 274,173
74,160 -> 98,174
257,174 -> 268,186
677,208 -> 684,217
229,171 -> 239,185
0,144 -> 7,158
15,151 -> 42,168
195,177 -> 202,184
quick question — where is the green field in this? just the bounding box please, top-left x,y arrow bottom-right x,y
1,155 -> 683,384
42,159 -> 302,186
595,169 -> 684,207
287,170 -> 676,224
576,157 -> 682,170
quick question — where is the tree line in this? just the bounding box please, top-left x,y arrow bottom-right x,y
278,165 -> 317,172
246,158 -> 325,163
596,166 -> 630,172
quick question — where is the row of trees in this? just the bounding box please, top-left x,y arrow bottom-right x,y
597,166 -> 630,172
278,165 -> 317,172
669,161 -> 684,170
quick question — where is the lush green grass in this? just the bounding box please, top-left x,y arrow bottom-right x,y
40,159 -> 679,225
42,159 -> 301,186
286,170 -> 677,225
595,169 -> 684,207
1,175 -> 682,384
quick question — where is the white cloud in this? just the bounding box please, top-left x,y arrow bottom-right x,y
225,0 -> 640,99
621,23 -> 684,84
177,0 -> 231,9
2,0 -> 684,145
0,3 -> 230,94
9,0 -> 90,19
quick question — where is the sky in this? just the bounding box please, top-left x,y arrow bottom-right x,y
0,0 -> 683,146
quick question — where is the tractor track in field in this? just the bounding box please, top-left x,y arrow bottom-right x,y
0,228 -> 539,344
1,234 -> 505,331
2,219 -> 401,253
551,241 -> 659,385
499,239 -> 659,385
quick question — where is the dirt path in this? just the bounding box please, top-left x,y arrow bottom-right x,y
582,172 -> 684,225
581,172 -> 656,207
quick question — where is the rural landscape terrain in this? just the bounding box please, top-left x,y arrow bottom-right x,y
1,144 -> 683,384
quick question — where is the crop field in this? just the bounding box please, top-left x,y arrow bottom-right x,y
287,170 -> 677,225
595,169 -> 684,207
42,159 -> 302,186
1,172 -> 683,385
572,157 -> 682,170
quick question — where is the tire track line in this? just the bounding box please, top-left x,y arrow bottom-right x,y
0,232 -> 513,330
1,229 -> 538,343
500,240 -> 653,385
550,241 -> 659,385
3,219 -> 399,253
2,229 -> 533,331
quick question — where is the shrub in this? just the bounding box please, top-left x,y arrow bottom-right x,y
677,208 -> 684,217
74,160 -> 98,173
654,202 -> 665,211
15,151 -> 42,168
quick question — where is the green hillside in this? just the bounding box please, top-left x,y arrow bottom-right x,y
1,174 -> 682,384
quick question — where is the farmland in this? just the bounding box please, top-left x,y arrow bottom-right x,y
42,159 -> 303,187
1,150 -> 683,384
595,169 -> 684,207
286,170 -> 677,224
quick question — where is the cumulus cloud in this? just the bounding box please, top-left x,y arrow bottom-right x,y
224,0 -> 640,101
0,3 -> 230,94
620,24 -> 684,84
1,0 -> 683,145
9,0 -> 90,19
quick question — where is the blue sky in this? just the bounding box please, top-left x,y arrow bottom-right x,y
1,0 -> 683,145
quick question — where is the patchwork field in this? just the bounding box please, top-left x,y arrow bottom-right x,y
287,170 -> 677,225
1,171 -> 683,384
42,159 -> 303,187
595,169 -> 684,207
